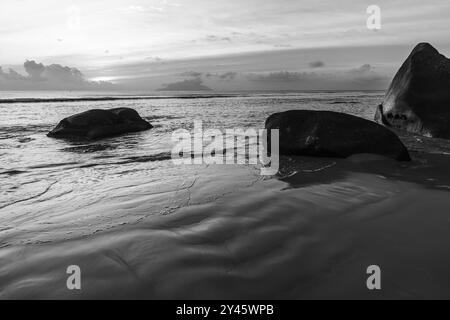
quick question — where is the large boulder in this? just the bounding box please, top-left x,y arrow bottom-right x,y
375,43 -> 450,139
48,108 -> 153,140
265,110 -> 410,161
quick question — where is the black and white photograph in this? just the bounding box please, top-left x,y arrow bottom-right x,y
1,0 -> 450,304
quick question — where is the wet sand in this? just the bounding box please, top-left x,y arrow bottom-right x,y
1,153 -> 450,299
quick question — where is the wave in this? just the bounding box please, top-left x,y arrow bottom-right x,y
62,144 -> 118,153
74,152 -> 173,169
0,94 -> 243,104
330,101 -> 359,104
0,170 -> 27,176
118,152 -> 173,164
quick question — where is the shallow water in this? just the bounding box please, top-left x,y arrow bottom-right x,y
1,91 -> 389,242
1,91 -> 450,299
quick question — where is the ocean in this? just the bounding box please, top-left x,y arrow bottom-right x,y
0,90 -> 383,218
1,90 -> 450,299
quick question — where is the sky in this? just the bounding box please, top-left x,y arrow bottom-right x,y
1,0 -> 450,91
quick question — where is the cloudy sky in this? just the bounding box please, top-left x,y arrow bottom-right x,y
1,0 -> 450,91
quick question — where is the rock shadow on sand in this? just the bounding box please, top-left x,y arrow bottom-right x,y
278,152 -> 450,192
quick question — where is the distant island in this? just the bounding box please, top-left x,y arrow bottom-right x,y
158,77 -> 213,91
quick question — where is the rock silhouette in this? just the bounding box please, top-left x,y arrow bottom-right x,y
375,43 -> 450,139
48,108 -> 152,140
266,110 -> 410,161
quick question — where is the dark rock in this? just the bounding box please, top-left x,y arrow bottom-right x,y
265,110 -> 410,161
47,108 -> 152,140
375,43 -> 450,139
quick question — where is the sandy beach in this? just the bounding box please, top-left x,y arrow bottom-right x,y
2,151 -> 450,299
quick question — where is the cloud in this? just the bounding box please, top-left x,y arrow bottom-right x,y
345,64 -> 388,87
205,35 -> 232,42
205,71 -> 237,80
247,71 -> 309,82
309,61 -> 325,68
118,5 -> 163,13
0,67 -> 25,81
349,64 -> 373,74
145,56 -> 163,62
0,60 -> 114,90
274,44 -> 293,48
158,78 -> 212,91
246,65 -> 390,90
24,60 -> 45,79
194,31 -> 274,46
190,34 -> 234,43
179,71 -> 203,77
127,5 -> 145,12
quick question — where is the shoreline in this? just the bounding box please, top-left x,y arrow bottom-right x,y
1,152 -> 450,299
